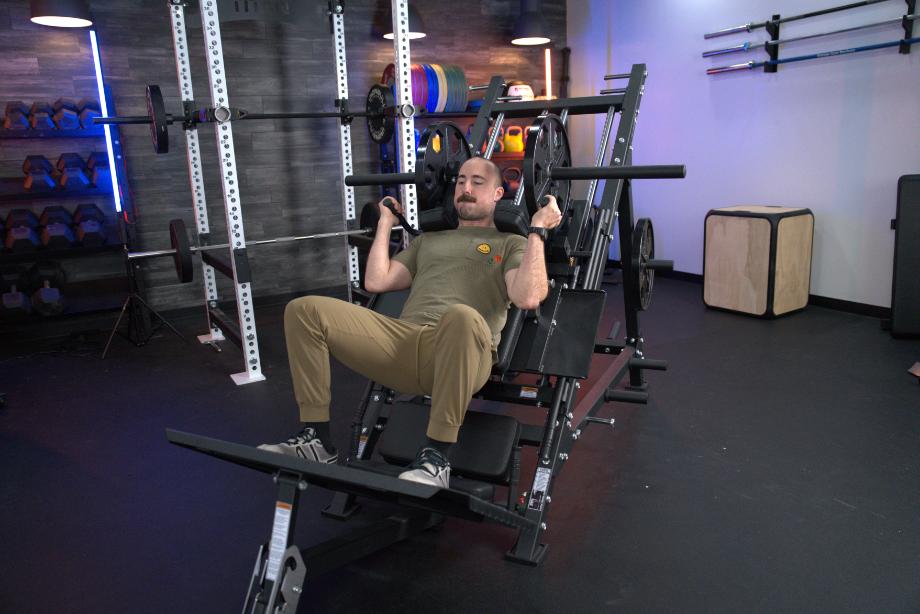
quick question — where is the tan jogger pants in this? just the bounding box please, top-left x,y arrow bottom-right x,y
284,295 -> 494,442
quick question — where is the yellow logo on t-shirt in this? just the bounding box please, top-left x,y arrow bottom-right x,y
477,243 -> 491,254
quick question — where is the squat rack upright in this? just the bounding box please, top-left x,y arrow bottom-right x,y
162,0 -> 419,384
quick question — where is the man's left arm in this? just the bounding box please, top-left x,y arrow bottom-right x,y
505,196 -> 562,310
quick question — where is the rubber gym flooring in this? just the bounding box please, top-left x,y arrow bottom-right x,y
1,277 -> 918,613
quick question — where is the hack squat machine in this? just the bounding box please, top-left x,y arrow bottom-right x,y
107,0 -> 687,611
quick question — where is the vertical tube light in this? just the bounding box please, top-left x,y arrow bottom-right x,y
545,47 -> 553,99
89,29 -> 122,213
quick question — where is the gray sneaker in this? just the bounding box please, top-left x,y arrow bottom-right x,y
398,447 -> 450,488
258,426 -> 337,463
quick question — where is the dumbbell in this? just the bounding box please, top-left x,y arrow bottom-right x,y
28,261 -> 65,317
73,203 -> 106,246
56,153 -> 91,189
3,101 -> 30,130
52,98 -> 80,130
78,99 -> 101,129
39,205 -> 76,249
4,209 -> 40,252
29,101 -> 55,129
86,152 -> 110,187
0,265 -> 32,319
22,155 -> 56,191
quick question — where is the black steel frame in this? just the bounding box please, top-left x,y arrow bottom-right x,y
169,63 -> 679,607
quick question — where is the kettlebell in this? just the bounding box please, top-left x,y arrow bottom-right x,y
502,166 -> 522,192
503,126 -> 524,153
480,126 -> 504,154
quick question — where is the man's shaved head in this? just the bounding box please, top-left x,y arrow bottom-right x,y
460,157 -> 503,188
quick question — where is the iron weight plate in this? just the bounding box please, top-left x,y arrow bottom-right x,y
169,218 -> 194,283
522,114 -> 572,217
145,84 -> 169,155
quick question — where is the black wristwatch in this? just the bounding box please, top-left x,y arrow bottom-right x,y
528,226 -> 549,242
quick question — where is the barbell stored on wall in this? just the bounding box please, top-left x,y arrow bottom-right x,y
130,218 -> 404,284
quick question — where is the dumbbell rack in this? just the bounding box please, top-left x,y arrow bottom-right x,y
1,91 -> 144,329
163,0 -> 417,385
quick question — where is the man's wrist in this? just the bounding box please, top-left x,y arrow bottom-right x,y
528,226 -> 549,241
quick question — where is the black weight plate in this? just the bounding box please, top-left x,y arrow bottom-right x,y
146,84 -> 169,155
631,218 -> 654,311
366,83 -> 395,145
522,114 -> 572,218
415,122 -> 472,210
169,218 -> 194,283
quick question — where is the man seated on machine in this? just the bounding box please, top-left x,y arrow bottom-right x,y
260,156 -> 562,488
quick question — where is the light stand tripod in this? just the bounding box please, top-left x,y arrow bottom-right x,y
102,218 -> 187,358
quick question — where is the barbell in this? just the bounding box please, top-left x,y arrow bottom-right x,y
130,218 -> 403,284
94,84 -> 479,154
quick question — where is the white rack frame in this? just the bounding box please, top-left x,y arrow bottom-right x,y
164,0 -> 416,384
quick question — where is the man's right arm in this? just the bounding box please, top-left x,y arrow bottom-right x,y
364,198 -> 413,294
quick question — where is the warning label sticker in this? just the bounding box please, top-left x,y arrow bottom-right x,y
519,387 -> 538,399
266,502 -> 292,582
528,467 -> 552,511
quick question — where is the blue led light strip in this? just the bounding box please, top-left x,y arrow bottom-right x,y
89,30 -> 123,213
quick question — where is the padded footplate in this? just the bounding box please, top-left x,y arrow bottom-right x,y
377,402 -> 520,483
165,429 -> 535,530
348,459 -> 495,501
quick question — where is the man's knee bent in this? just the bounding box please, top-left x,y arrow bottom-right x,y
284,295 -> 340,332
436,304 -> 491,346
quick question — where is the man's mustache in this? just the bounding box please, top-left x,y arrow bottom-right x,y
457,194 -> 477,203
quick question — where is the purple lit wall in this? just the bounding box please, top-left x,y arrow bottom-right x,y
567,0 -> 920,307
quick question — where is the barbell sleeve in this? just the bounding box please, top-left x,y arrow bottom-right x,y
706,61 -> 757,75
628,358 -> 669,371
703,23 -> 754,39
702,43 -> 752,57
550,165 -> 686,180
345,172 -> 415,187
604,389 -> 649,404
647,259 -> 673,271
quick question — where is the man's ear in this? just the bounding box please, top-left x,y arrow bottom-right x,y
494,185 -> 504,202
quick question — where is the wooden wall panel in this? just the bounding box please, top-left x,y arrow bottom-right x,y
0,0 -> 566,311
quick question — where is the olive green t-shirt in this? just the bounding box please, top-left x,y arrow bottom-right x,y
392,226 -> 528,348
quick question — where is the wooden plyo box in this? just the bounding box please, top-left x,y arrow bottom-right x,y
704,206 -> 814,317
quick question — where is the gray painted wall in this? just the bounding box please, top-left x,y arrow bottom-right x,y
0,0 -> 566,311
